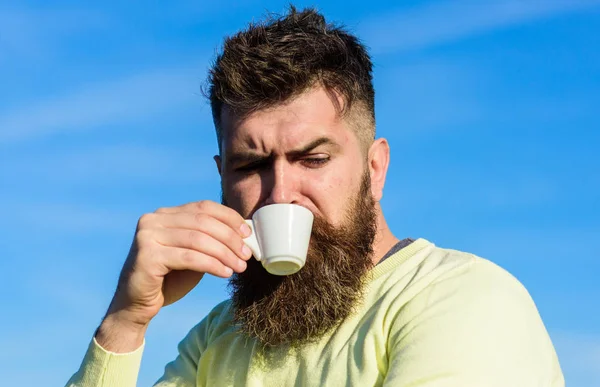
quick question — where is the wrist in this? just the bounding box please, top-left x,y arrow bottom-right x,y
95,311 -> 148,353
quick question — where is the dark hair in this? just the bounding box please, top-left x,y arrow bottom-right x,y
207,6 -> 375,152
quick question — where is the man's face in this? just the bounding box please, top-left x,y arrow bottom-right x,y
216,87 -> 378,347
217,87 -> 368,226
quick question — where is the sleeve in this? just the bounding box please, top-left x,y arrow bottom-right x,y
65,337 -> 145,387
66,301 -> 228,387
383,259 -> 565,387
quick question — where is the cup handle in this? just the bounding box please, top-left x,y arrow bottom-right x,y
242,219 -> 262,261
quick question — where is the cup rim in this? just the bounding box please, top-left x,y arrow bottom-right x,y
253,203 -> 313,216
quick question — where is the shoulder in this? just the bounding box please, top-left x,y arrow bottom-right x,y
375,241 -> 529,314
423,246 -> 534,312
390,242 -> 528,302
387,245 -> 564,386
413,247 -> 559,367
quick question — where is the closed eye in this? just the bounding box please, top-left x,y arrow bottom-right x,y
233,156 -> 330,172
302,156 -> 330,168
234,160 -> 269,172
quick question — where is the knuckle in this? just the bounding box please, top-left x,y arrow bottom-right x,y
219,244 -> 234,262
155,206 -> 169,214
186,229 -> 198,243
207,259 -> 223,274
195,200 -> 211,211
187,230 -> 205,249
193,212 -> 208,226
229,252 -> 241,266
180,250 -> 196,265
134,245 -> 152,262
137,213 -> 155,228
135,229 -> 154,245
227,227 -> 239,242
186,230 -> 200,241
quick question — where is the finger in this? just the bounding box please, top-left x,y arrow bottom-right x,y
165,246 -> 235,278
155,200 -> 250,237
146,212 -> 252,261
154,228 -> 248,273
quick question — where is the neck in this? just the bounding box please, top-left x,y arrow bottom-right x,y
370,204 -> 400,265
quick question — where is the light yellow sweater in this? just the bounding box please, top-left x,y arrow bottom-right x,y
67,239 -> 564,386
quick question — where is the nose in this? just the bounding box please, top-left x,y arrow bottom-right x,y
263,160 -> 300,205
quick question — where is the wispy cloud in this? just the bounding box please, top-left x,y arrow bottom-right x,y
374,60 -> 485,134
359,0 -> 600,54
0,67 -> 206,144
0,7 -> 109,60
551,331 -> 600,385
1,144 -> 218,184
384,170 -> 559,214
1,144 -> 221,234
460,227 -> 600,264
5,202 -> 138,234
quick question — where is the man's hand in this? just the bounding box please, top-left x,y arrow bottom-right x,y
95,200 -> 252,352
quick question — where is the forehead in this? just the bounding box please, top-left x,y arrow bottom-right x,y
220,88 -> 353,153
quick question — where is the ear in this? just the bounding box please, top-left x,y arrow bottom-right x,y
214,155 -> 222,176
367,138 -> 390,202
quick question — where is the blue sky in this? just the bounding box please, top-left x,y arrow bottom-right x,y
1,0 -> 599,385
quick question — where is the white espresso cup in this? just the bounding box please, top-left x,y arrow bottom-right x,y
243,203 -> 314,276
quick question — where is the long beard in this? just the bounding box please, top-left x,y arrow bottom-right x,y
226,173 -> 377,347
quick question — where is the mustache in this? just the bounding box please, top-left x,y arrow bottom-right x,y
227,172 -> 377,347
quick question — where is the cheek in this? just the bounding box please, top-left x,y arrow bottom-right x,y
306,165 -> 358,223
223,177 -> 262,216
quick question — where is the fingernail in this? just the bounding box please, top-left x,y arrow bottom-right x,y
242,245 -> 252,258
224,267 -> 233,277
240,223 -> 251,237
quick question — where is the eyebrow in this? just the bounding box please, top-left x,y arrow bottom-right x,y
226,136 -> 339,166
287,136 -> 339,157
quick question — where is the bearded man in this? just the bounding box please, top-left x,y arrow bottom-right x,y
68,7 -> 564,387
